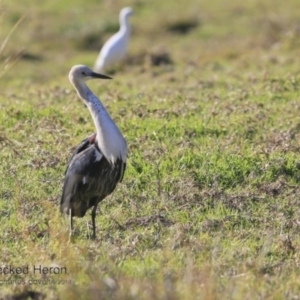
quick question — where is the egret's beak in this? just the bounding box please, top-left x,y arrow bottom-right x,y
91,72 -> 112,80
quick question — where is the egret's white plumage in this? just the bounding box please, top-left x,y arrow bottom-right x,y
61,65 -> 127,239
94,7 -> 133,73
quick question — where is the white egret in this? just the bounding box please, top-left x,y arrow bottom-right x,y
94,7 -> 133,73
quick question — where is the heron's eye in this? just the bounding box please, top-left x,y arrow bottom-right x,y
81,72 -> 86,75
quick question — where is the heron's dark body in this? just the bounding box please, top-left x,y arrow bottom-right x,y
60,133 -> 126,218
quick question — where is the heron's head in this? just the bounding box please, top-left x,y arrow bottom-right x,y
120,7 -> 133,21
69,65 -> 112,83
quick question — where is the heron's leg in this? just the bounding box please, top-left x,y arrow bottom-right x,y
69,208 -> 74,233
68,208 -> 74,243
86,220 -> 90,238
91,204 -> 98,239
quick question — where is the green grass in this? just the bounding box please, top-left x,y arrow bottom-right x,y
1,0 -> 300,299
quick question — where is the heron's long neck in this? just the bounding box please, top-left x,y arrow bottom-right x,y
75,82 -> 127,163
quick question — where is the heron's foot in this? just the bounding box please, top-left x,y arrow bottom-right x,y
68,230 -> 75,244
86,231 -> 96,240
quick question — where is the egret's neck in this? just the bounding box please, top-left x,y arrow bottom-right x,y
120,17 -> 131,34
73,81 -> 127,164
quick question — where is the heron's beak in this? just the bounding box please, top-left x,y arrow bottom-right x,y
91,72 -> 112,80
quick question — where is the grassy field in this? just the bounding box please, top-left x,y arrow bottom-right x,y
1,0 -> 300,298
